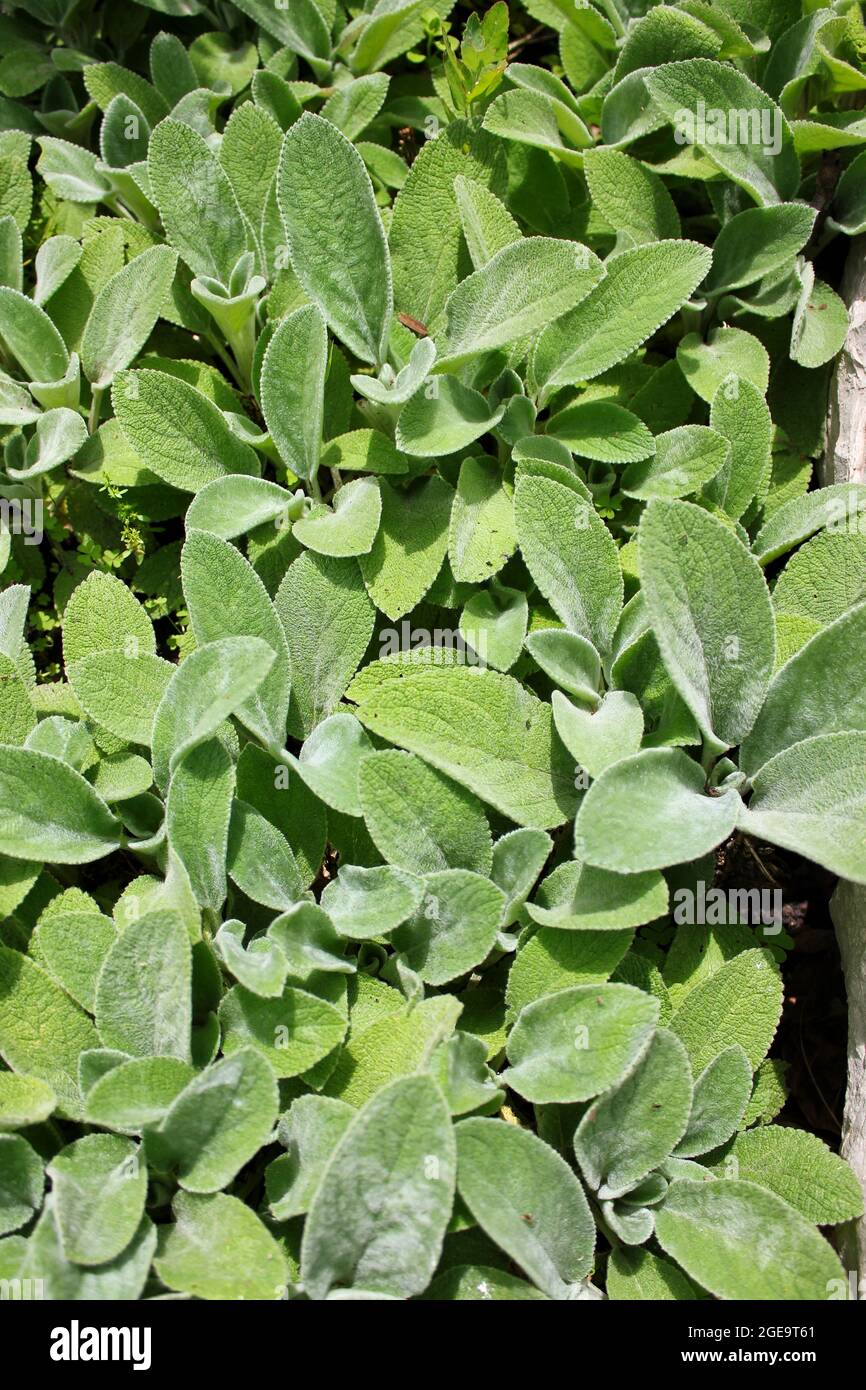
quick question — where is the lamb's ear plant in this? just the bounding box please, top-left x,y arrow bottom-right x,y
1,0 -> 866,1302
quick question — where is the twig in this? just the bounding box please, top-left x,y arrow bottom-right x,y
88,387 -> 104,434
508,24 -> 544,58
798,1005 -> 842,1133
741,835 -> 779,887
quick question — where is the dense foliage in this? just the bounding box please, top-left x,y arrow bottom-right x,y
1,0 -> 865,1301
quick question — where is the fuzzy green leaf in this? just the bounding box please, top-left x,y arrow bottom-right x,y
147,1048 -> 278,1194
358,748 -> 492,875
81,245 -> 177,388
638,500 -> 775,750
437,237 -> 603,370
706,1127 -> 864,1225
574,1028 -> 693,1198
574,749 -> 740,873
532,241 -> 711,397
647,60 -> 799,205
48,1133 -> 146,1266
514,475 -> 623,657
455,1117 -> 594,1298
148,119 -> 249,282
392,868 -> 504,985
358,475 -> 453,619
182,529 -> 291,749
0,947 -> 98,1119
669,948 -> 783,1074
740,732 -> 866,883
95,910 -> 192,1063
155,1191 -> 288,1301
276,552 -> 375,740
504,982 -> 659,1104
113,369 -> 260,493
260,303 -> 327,483
152,637 -> 276,789
0,746 -> 119,864
278,113 -> 392,365
674,1045 -> 752,1158
655,1180 -> 842,1301
302,1075 -> 455,1301
352,663 -> 578,829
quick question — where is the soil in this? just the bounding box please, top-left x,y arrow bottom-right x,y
716,835 -> 846,1148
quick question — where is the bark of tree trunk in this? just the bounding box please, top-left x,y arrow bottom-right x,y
822,233 -> 866,1287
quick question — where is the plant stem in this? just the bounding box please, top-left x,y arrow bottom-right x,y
589,1194 -> 622,1250
205,332 -> 244,390
598,0 -> 626,39
700,735 -> 720,777
88,388 -> 104,434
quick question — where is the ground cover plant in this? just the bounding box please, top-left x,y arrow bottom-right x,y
0,0 -> 866,1303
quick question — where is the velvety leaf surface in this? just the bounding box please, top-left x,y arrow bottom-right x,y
1,1 -> 863,1308
456,1117 -> 595,1298
655,1180 -> 842,1301
301,1076 -> 456,1299
503,983 -> 659,1104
